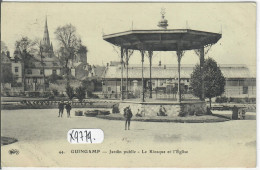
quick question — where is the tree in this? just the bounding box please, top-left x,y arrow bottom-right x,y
1,41 -> 8,53
54,24 -> 82,85
81,78 -> 94,93
66,85 -> 74,100
75,86 -> 86,102
15,37 -> 37,68
77,45 -> 88,54
1,64 -> 17,84
15,37 -> 38,90
190,58 -> 226,108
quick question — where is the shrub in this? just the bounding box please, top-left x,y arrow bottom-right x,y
75,86 -> 86,102
112,104 -> 120,113
48,74 -> 63,84
11,82 -> 23,87
19,92 -> 26,96
87,91 -> 99,98
228,97 -> 256,104
28,92 -> 40,98
5,91 -> 10,97
215,96 -> 228,103
66,85 -> 74,100
52,89 -> 59,96
40,91 -> 55,99
58,93 -> 65,97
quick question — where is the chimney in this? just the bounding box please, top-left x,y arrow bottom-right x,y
164,65 -> 166,69
107,63 -> 109,67
159,61 -> 161,66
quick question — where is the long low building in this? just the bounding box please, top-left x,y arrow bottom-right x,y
101,62 -> 256,99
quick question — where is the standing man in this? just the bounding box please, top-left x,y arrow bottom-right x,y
65,102 -> 72,118
58,101 -> 64,117
124,106 -> 133,130
232,105 -> 238,120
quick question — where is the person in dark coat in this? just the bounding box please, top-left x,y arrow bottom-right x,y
241,109 -> 246,120
157,105 -> 167,116
58,101 -> 64,117
124,106 -> 133,130
65,102 -> 72,118
232,105 -> 239,120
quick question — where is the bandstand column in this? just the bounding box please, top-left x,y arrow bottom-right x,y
125,49 -> 129,99
120,47 -> 124,100
148,51 -> 153,98
176,50 -> 184,102
141,51 -> 145,102
200,47 -> 205,101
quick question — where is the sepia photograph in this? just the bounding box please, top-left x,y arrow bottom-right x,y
0,2 -> 256,168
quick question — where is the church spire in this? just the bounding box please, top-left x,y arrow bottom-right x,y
43,16 -> 51,46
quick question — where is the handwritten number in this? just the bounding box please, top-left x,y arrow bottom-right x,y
69,130 -> 93,143
79,131 -> 83,142
74,131 -> 78,143
70,130 -> 74,142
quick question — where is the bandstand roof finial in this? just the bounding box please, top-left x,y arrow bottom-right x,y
158,7 -> 168,29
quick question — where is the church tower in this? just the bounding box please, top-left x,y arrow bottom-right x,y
43,17 -> 51,47
41,16 -> 54,58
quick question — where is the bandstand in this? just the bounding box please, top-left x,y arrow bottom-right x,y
103,9 -> 222,117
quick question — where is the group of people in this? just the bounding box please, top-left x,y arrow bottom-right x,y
58,101 -> 72,118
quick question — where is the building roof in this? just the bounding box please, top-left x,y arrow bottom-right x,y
92,65 -> 106,78
0,52 -> 11,63
103,29 -> 222,51
32,61 -> 62,69
102,64 -> 254,79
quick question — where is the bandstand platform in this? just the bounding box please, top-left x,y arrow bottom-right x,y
118,99 -> 206,117
103,9 -> 221,117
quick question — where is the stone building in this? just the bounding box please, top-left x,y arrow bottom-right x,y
101,62 -> 256,99
1,51 -> 24,94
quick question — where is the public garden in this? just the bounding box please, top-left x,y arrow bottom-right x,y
1,105 -> 256,167
1,3 -> 256,167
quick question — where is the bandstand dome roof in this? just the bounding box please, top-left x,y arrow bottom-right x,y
103,29 -> 222,51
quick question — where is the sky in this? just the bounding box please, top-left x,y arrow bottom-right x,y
1,2 -> 256,74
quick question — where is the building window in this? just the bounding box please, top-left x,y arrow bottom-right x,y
243,86 -> 248,94
15,67 -> 19,73
40,69 -> 44,75
27,69 -> 32,74
52,69 -> 57,74
107,87 -> 111,91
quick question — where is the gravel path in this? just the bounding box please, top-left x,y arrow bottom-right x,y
1,109 -> 256,167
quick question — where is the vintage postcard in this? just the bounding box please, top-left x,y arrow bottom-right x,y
0,2 -> 256,168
